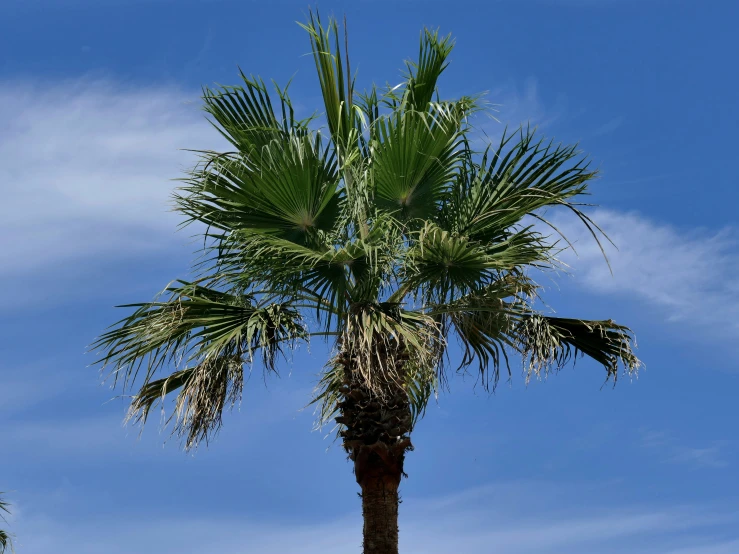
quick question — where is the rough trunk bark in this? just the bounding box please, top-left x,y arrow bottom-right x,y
338,377 -> 411,554
359,458 -> 400,554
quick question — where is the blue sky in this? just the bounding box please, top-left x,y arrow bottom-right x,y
1,0 -> 738,552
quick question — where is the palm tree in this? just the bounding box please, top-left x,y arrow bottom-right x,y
0,494 -> 13,554
93,11 -> 640,554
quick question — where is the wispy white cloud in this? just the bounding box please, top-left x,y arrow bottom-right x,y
592,115 -> 624,137
491,78 -> 558,128
666,540 -> 739,554
641,429 -> 732,469
550,209 -> 739,337
670,445 -> 730,468
9,482 -> 739,554
474,78 -> 567,142
0,79 -> 217,276
0,363 -> 74,416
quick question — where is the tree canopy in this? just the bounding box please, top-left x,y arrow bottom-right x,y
92,12 -> 640,451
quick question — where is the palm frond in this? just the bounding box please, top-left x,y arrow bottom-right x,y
202,73 -> 314,152
0,531 -> 11,554
443,126 -> 602,260
356,86 -> 380,134
175,132 -> 342,242
298,10 -> 359,167
91,281 -> 307,449
427,274 -> 535,388
512,315 -> 641,383
401,222 -> 554,306
425,272 -> 640,388
205,212 -> 405,324
403,28 -> 455,111
372,104 -> 467,221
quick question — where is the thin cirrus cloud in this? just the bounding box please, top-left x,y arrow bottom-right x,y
7,483 -> 739,554
0,79 -> 216,276
640,429 -> 731,469
549,209 -> 739,337
473,77 -> 568,144
591,115 -> 624,137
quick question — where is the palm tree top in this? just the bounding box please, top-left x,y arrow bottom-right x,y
91,10 -> 640,451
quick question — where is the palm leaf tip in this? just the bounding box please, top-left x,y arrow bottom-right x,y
404,27 -> 455,111
0,494 -> 13,554
437,275 -> 641,390
0,531 -> 12,554
514,315 -> 641,383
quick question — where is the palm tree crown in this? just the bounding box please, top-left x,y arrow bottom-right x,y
93,13 -> 640,452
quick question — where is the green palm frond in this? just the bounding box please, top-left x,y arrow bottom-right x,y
299,10 -> 359,167
0,531 -> 11,554
214,231 -> 354,322
175,133 -> 342,242
356,86 -> 380,135
202,73 -> 314,152
443,126 -> 604,256
205,211 -> 404,320
371,104 -> 468,221
426,274 -> 533,387
92,281 -> 307,448
401,222 -> 554,306
427,272 -> 641,389
403,28 -> 455,111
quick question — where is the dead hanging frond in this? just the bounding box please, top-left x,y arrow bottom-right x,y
312,360 -> 346,433
312,333 -> 440,435
512,315 -> 642,384
310,303 -> 444,434
127,353 -> 244,450
92,281 -> 307,450
426,272 -> 538,390
336,302 -> 444,398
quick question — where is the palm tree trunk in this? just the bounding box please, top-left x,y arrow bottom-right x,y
339,378 -> 412,554
357,449 -> 401,554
